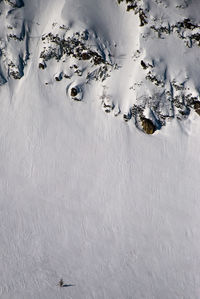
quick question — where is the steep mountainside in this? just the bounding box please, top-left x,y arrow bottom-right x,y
0,0 -> 200,133
1,1 -> 200,299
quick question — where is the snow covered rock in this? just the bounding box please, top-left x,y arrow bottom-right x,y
117,0 -> 200,133
0,0 -> 28,81
0,0 -> 199,134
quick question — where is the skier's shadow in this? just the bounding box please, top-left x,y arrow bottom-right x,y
63,284 -> 75,288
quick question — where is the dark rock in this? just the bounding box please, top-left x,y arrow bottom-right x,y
71,87 -> 78,97
93,55 -> 103,65
141,118 -> 156,134
183,19 -> 196,30
139,9 -> 147,26
55,73 -> 62,81
127,4 -> 137,11
123,111 -> 132,122
141,60 -> 147,69
64,74 -> 71,79
191,33 -> 200,46
103,104 -> 113,113
39,63 -> 46,70
82,52 -> 91,60
194,101 -> 200,115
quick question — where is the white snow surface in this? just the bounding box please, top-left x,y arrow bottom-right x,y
1,0 -> 200,298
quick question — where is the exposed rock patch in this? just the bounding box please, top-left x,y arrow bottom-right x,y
141,118 -> 156,134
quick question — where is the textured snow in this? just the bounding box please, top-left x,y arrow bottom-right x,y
1,0 -> 200,298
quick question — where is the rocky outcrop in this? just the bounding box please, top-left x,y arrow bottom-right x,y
4,0 -> 24,8
117,0 -> 200,134
0,0 -> 28,82
141,118 -> 156,134
194,102 -> 200,116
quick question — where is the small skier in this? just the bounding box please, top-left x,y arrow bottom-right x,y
59,278 -> 64,287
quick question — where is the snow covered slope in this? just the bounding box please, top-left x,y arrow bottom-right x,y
1,0 -> 200,298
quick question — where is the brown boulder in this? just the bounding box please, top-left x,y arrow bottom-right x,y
71,87 -> 78,97
194,101 -> 200,116
82,52 -> 91,60
141,118 -> 156,134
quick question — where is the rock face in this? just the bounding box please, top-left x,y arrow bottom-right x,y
194,102 -> 200,116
